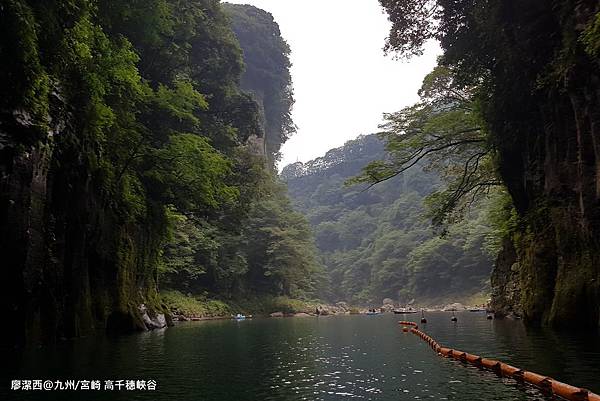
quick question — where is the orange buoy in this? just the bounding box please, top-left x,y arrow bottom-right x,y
465,353 -> 482,365
588,392 -> 600,401
551,381 -> 592,401
398,322 -> 600,401
499,363 -> 520,377
522,372 -> 552,394
481,358 -> 502,374
454,351 -> 467,362
439,347 -> 452,357
522,371 -> 548,386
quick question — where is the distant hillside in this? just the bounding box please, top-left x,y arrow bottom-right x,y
282,134 -> 494,306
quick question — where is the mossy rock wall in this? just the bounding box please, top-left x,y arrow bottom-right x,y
487,3 -> 600,328
0,103 -> 167,346
492,202 -> 600,327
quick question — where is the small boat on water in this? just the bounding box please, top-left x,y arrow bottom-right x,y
393,307 -> 418,314
468,307 -> 487,312
366,308 -> 381,315
233,313 -> 246,320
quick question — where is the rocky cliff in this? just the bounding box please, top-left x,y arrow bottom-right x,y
487,2 -> 600,327
0,97 -> 167,346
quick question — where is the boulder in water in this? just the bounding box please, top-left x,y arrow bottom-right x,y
294,312 -> 312,317
139,304 -> 167,330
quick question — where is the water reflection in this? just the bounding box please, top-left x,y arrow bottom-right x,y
416,312 -> 600,393
2,312 -> 598,400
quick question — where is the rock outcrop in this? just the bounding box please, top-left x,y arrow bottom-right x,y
487,2 -> 600,327
0,92 -> 167,346
490,239 -> 522,318
140,304 -> 168,330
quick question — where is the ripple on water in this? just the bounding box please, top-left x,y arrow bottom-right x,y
3,313 -> 598,401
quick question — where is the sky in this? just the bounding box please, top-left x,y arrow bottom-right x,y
226,0 -> 441,169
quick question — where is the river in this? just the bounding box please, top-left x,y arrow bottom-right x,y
3,312 -> 600,400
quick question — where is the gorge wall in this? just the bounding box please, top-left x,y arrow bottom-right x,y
483,1 -> 600,327
377,0 -> 600,326
0,0 -> 287,346
1,1 -> 311,347
0,84 -> 166,346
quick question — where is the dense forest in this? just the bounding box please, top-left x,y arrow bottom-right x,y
283,134 -> 497,306
372,0 -> 600,326
0,0 -> 319,345
3,2 -> 600,400
1,0 -> 598,351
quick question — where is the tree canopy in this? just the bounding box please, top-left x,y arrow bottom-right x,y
378,0 -> 600,325
0,0 -> 320,342
283,135 -> 499,305
350,66 -> 502,228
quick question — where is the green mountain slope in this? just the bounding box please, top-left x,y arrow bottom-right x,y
282,134 -> 495,306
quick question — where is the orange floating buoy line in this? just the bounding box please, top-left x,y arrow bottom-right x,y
398,321 -> 600,401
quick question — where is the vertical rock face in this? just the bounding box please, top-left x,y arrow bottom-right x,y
0,103 -> 164,346
491,239 -> 521,318
488,2 -> 600,327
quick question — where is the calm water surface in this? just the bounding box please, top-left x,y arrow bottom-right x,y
3,312 -> 600,400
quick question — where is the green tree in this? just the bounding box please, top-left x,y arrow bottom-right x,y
283,135 -> 494,305
0,0 -> 319,343
379,1 -> 600,326
350,66 -> 502,228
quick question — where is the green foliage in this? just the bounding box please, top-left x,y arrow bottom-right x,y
159,210 -> 219,288
379,1 -> 600,326
224,3 -> 296,160
161,290 -> 233,317
143,3 -> 319,301
581,12 -> 600,58
378,0 -> 440,57
283,135 -> 495,305
0,0 -> 50,134
379,2 -> 600,213
481,189 -> 519,255
241,175 -> 323,298
351,66 -> 502,229
154,80 -> 208,126
228,296 -> 321,315
159,154 -> 324,300
149,133 -> 238,211
339,66 -> 512,304
1,0 -> 320,335
161,291 -> 321,318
